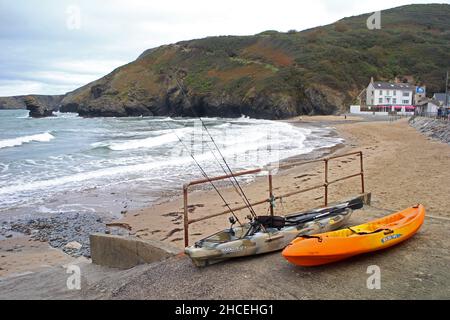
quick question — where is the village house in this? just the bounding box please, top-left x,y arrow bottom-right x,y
418,93 -> 450,116
366,78 -> 417,113
352,78 -> 425,115
433,93 -> 450,107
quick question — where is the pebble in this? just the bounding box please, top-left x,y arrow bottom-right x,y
65,241 -> 82,250
0,212 -> 129,258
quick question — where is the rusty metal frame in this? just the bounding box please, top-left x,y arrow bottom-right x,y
183,151 -> 364,247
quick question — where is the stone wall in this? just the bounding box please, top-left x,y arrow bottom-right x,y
409,117 -> 450,145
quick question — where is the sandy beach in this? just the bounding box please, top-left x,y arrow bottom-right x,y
117,116 -> 450,249
1,115 -> 449,280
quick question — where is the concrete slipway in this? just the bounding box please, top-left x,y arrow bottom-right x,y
0,206 -> 449,300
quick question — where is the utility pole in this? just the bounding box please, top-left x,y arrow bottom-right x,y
446,71 -> 449,108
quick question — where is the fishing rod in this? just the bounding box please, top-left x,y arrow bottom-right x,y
163,121 -> 243,226
200,121 -> 258,218
172,75 -> 259,220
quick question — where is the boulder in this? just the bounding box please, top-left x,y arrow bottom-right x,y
64,241 -> 83,250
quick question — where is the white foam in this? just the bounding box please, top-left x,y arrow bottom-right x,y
0,132 -> 54,149
0,163 -> 8,173
0,140 -> 289,196
147,117 -> 173,122
107,129 -> 189,151
0,155 -> 192,195
215,123 -> 231,129
0,118 -> 344,211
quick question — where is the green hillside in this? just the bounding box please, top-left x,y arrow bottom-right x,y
61,4 -> 450,119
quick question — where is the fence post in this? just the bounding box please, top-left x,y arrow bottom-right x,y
324,159 -> 329,207
268,170 -> 274,217
183,185 -> 189,247
360,152 -> 365,194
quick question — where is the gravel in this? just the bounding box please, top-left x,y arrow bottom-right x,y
0,212 -> 129,258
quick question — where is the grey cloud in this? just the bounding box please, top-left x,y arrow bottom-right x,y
0,0 -> 445,96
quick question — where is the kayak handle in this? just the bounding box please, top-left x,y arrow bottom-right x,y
348,227 -> 394,236
265,234 -> 284,242
298,235 -> 323,242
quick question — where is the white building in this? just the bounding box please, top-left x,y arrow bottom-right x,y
366,80 -> 415,107
425,101 -> 440,115
433,93 -> 450,107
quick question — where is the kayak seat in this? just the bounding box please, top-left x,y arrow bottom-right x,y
256,216 -> 286,229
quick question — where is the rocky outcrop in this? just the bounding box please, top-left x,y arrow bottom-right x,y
64,90 -> 307,119
60,70 -> 338,119
0,95 -> 63,110
24,96 -> 55,118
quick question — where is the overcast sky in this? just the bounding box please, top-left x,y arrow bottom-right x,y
0,0 -> 446,96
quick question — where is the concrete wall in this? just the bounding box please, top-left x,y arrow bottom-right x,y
90,234 -> 182,269
350,106 -> 389,116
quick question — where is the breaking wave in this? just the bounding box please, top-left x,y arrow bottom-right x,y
105,129 -> 189,151
0,132 -> 54,149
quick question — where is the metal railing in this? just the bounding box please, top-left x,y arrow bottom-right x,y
183,151 -> 365,246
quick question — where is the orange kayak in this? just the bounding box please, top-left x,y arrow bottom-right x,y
282,204 -> 425,267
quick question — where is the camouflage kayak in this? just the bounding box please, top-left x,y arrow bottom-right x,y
185,198 -> 362,267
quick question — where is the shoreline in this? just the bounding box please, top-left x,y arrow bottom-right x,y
113,117 -> 361,248
0,116 -> 347,278
2,115 -> 450,279
115,115 -> 450,250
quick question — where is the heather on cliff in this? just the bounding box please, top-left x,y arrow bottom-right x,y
59,4 -> 450,119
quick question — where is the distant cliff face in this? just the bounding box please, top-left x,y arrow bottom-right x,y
19,4 -> 450,119
0,95 -> 63,110
59,37 -> 346,119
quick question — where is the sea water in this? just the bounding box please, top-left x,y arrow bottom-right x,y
0,110 -> 343,220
